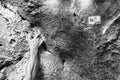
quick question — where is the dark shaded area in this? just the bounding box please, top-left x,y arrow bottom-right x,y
35,65 -> 44,80
0,44 -> 2,46
56,47 -> 74,64
0,54 -> 23,71
24,0 -> 29,2
36,41 -> 45,80
40,41 -> 47,51
0,61 -> 13,71
94,0 -> 106,4
9,39 -> 16,44
114,16 -> 120,24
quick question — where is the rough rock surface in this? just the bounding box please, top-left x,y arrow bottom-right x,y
0,0 -> 120,80
0,2 -> 31,80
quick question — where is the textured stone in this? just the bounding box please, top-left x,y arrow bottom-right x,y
1,0 -> 120,80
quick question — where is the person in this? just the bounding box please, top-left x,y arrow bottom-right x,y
23,28 -> 44,80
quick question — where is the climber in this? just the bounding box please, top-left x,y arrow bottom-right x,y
23,28 -> 44,80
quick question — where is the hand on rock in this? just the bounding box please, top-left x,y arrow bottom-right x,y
26,28 -> 43,49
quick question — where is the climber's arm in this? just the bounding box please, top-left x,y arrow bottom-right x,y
23,47 -> 39,80
23,28 -> 43,80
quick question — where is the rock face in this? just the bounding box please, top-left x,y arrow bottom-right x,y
0,0 -> 120,80
0,2 -> 30,80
